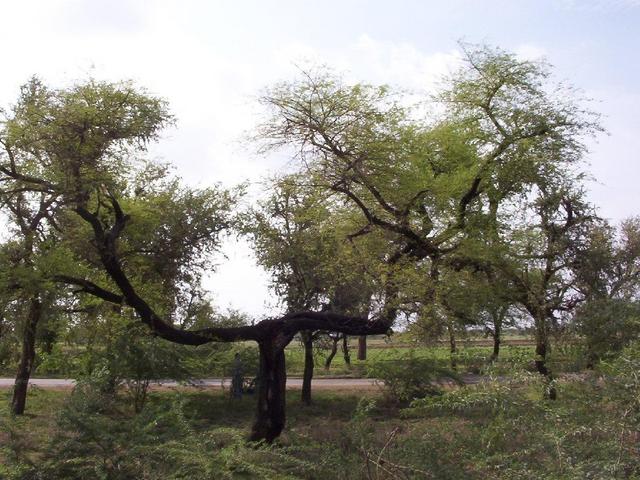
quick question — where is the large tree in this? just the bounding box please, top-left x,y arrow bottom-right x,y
258,45 -> 601,391
0,78 -> 391,442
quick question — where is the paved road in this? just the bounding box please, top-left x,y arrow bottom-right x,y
0,374 -> 483,390
0,377 -> 382,389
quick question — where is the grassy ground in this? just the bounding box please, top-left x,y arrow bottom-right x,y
1,366 -> 638,479
284,343 -> 562,377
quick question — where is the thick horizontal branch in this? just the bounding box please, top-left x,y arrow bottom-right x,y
69,198 -> 393,347
54,275 -> 124,304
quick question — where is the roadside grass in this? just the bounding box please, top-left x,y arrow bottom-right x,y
3,334 -> 586,382
284,344 -> 537,377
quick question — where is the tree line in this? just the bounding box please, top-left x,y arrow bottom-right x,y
0,44 -> 638,442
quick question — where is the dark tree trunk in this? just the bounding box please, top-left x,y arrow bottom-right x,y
489,308 -> 506,362
342,335 -> 351,367
357,335 -> 367,360
39,326 -> 57,355
534,313 -> 556,400
11,296 -> 42,415
250,340 -> 287,443
491,330 -> 500,360
301,331 -> 314,405
325,335 -> 339,370
447,322 -> 457,370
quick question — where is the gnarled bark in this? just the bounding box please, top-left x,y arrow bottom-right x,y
52,195 -> 393,442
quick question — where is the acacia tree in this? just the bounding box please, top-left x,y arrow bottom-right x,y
258,45 -> 600,391
0,78 -> 391,443
248,176 -> 335,405
0,80 -> 66,414
3,195 -> 57,415
432,265 -> 515,362
496,173 -> 594,397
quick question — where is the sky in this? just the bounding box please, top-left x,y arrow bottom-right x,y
0,0 -> 638,317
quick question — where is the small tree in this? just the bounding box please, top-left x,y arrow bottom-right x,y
247,175 -> 381,404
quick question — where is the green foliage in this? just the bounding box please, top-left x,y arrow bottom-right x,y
575,298 -> 640,364
246,174 -> 384,314
367,350 -> 458,404
407,373 -> 539,417
600,341 -> 640,425
1,386 -> 317,479
2,381 -> 640,479
3,77 -> 172,191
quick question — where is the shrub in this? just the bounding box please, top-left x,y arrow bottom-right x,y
405,373 -> 540,418
33,387 -> 315,479
367,350 -> 459,404
575,298 -> 640,365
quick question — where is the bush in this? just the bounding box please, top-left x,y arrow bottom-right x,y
575,298 -> 640,365
69,317 -> 193,412
27,385 -> 316,479
406,373 -> 540,418
367,350 -> 459,404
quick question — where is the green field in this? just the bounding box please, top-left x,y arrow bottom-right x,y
3,335 -> 583,381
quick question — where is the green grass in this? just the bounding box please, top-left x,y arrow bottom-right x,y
2,342 -> 572,380
284,343 -> 537,377
1,367 -> 638,479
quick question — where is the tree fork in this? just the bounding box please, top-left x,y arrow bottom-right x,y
60,196 -> 392,442
324,334 -> 340,370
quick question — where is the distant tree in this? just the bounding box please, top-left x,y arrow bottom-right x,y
572,217 -> 640,365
